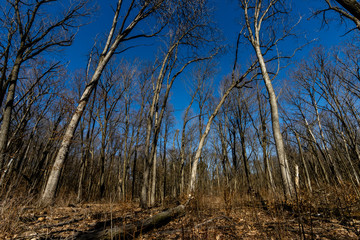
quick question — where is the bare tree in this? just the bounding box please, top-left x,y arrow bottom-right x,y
40,0 -> 169,205
178,63 -> 213,195
140,0 -> 219,207
239,0 -> 296,198
189,33 -> 258,193
0,0 -> 89,175
95,59 -> 132,199
0,60 -> 66,191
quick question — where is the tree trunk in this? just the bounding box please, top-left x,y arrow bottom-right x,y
340,131 -> 360,185
75,204 -> 185,240
99,123 -> 107,199
162,126 -> 169,202
335,0 -> 360,20
312,94 -> 344,184
131,149 -> 138,201
256,88 -> 276,192
150,148 -> 157,206
295,131 -> 312,192
40,63 -> 106,205
121,102 -> 131,201
0,60 -> 21,170
254,44 -> 295,199
179,88 -> 197,195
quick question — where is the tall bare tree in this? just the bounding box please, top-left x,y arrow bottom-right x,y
239,0 -> 296,198
40,0 -> 168,205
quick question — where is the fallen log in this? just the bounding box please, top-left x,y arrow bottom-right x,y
75,204 -> 185,240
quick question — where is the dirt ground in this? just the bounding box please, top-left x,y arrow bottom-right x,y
1,194 -> 360,239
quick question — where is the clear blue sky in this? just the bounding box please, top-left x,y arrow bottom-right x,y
62,0 -> 354,128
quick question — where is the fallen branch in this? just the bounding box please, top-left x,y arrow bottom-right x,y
75,204 -> 186,240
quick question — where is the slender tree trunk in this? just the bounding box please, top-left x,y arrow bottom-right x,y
162,126 -> 168,202
257,88 -> 276,192
121,102 -> 132,201
140,38 -> 206,207
131,90 -> 146,201
218,121 -> 230,188
179,88 -> 197,195
150,148 -> 157,206
77,151 -> 88,202
240,130 -> 251,190
312,95 -> 344,184
295,131 -> 312,192
77,108 -> 95,202
99,122 -> 108,199
131,149 -> 138,200
253,43 -> 295,198
0,60 -> 21,170
302,115 -> 330,184
188,43 -> 257,192
234,100 -> 252,191
339,131 -> 360,185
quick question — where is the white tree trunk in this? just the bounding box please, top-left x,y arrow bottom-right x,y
150,148 -> 157,206
40,0 -> 156,205
254,44 -> 295,198
40,67 -> 104,204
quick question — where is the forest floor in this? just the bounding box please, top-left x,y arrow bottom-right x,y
1,190 -> 360,239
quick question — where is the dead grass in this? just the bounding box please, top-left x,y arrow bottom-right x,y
0,186 -> 359,239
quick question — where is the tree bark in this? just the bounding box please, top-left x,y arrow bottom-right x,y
0,60 -> 21,170
335,0 -> 360,20
150,148 -> 157,206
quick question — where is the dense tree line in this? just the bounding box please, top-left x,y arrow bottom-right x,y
0,0 -> 360,207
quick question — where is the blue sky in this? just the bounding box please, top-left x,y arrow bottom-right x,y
62,0 -> 355,128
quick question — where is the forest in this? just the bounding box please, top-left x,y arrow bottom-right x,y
1,0 -> 360,239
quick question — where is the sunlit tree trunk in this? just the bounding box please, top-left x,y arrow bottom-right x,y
254,47 -> 294,197
241,0 -> 295,198
40,0 -> 163,205
140,17 -> 217,207
0,61 -> 21,170
150,148 -> 157,206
